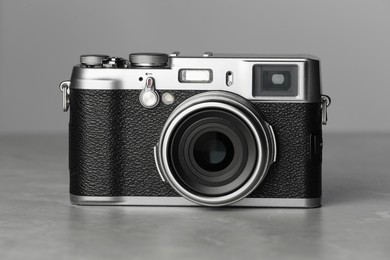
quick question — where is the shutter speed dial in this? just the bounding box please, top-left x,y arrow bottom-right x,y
129,53 -> 169,67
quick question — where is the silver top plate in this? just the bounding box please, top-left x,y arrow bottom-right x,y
70,54 -> 321,103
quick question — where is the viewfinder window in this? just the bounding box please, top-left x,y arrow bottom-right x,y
253,65 -> 298,97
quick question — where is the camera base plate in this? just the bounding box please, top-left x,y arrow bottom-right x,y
70,195 -> 321,208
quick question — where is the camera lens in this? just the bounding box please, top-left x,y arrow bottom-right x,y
168,109 -> 255,196
193,131 -> 234,172
155,91 -> 277,206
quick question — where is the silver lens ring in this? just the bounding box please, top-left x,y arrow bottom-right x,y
156,91 -> 277,206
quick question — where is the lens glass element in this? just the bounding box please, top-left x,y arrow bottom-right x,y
193,131 -> 234,172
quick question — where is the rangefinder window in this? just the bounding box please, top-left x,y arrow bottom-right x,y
252,65 -> 298,97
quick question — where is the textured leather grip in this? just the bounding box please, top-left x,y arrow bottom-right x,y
69,90 -> 322,198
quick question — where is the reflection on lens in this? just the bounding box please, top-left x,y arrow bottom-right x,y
193,131 -> 234,172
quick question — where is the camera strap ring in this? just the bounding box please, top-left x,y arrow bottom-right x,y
321,94 -> 331,125
59,81 -> 71,112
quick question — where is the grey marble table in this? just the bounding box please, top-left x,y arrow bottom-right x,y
0,133 -> 389,260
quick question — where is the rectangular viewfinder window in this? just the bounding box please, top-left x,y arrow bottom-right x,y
252,65 -> 298,97
179,69 -> 213,83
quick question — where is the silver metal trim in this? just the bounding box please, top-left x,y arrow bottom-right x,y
70,195 -> 321,208
132,63 -> 168,67
226,71 -> 233,86
268,124 -> 277,163
139,77 -> 160,108
129,53 -> 168,67
69,55 -> 321,103
80,54 -> 109,66
59,81 -> 70,112
321,94 -> 331,125
155,92 -> 277,207
211,53 -> 321,59
153,145 -> 165,182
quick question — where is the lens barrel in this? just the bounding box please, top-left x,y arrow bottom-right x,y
155,91 -> 276,206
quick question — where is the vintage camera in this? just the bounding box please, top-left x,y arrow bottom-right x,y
59,52 -> 331,207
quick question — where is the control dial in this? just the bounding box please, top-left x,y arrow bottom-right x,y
129,53 -> 168,67
80,54 -> 109,66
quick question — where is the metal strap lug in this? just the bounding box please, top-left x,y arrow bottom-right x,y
59,81 -> 71,112
321,95 -> 331,125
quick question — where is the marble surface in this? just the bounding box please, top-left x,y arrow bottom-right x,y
0,133 -> 389,260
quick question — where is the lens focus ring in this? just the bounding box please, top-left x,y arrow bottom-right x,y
155,91 -> 277,207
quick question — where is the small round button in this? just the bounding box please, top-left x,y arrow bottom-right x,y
129,53 -> 168,67
140,91 -> 159,108
162,92 -> 175,105
80,55 -> 109,66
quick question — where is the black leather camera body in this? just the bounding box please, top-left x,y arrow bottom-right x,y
59,52 -> 330,207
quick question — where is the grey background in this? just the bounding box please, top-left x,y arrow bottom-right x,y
0,0 -> 389,134
1,2 -> 390,259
